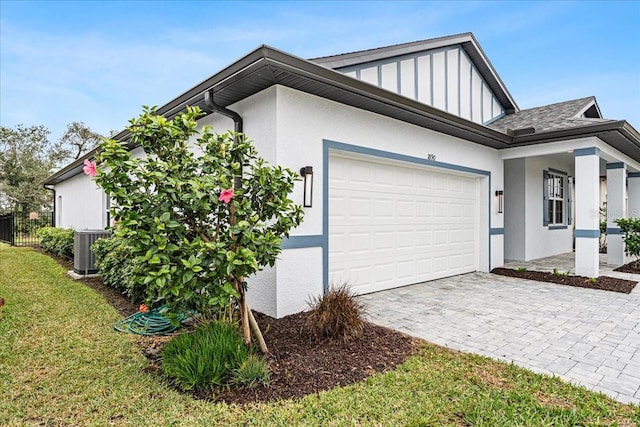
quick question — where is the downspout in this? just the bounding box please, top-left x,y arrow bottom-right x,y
203,89 -> 244,189
203,89 -> 243,133
43,184 -> 56,227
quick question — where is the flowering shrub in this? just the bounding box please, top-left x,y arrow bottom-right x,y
90,106 -> 303,350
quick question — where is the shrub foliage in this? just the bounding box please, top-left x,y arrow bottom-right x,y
306,283 -> 367,341
614,218 -> 640,258
37,227 -> 74,259
162,321 -> 249,391
91,237 -> 141,301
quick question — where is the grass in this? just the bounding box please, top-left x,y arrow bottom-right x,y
1,243 -> 638,426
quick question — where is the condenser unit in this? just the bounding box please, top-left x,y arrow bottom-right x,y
74,230 -> 111,275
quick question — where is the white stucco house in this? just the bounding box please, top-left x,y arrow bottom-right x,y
44,33 -> 640,318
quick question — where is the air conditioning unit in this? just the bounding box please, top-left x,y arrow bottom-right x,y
74,230 -> 112,275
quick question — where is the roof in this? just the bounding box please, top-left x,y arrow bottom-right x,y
310,32 -> 519,115
489,96 -> 613,133
44,35 -> 640,186
43,43 -> 512,185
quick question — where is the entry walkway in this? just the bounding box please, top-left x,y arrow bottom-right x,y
360,271 -> 640,404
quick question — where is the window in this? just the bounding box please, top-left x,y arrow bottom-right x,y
543,170 -> 567,226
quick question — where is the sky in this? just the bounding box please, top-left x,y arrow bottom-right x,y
1,0 -> 639,141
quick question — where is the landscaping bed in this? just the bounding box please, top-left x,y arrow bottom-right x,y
53,254 -> 420,405
491,267 -> 637,294
614,260 -> 640,274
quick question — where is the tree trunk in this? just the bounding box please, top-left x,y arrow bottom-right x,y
248,308 -> 269,353
236,279 -> 251,346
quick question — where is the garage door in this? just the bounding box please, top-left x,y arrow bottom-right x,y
329,153 -> 479,294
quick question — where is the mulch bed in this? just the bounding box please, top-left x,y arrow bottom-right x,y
491,267 -> 637,294
47,251 -> 422,405
613,259 -> 640,274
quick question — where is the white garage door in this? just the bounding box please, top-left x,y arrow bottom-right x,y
329,153 -> 479,295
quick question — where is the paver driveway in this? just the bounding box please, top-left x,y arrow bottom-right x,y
359,272 -> 640,404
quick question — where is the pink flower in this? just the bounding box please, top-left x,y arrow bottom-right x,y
218,188 -> 234,204
83,159 -> 97,177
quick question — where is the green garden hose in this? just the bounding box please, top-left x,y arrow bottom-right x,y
114,306 -> 189,336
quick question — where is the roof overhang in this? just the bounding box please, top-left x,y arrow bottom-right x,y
509,120 -> 640,160
44,44 -> 512,185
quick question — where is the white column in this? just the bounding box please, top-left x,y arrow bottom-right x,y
575,148 -> 601,277
606,163 -> 626,265
628,173 -> 640,218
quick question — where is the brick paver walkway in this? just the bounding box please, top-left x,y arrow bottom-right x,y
360,272 -> 640,404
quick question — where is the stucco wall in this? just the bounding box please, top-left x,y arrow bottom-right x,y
54,172 -> 106,230
524,156 -> 574,260
504,155 -> 575,261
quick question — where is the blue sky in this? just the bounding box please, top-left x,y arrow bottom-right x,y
1,0 -> 639,140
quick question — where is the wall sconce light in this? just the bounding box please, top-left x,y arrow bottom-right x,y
300,166 -> 313,207
495,190 -> 504,214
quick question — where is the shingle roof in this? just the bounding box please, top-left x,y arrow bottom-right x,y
489,96 -> 614,134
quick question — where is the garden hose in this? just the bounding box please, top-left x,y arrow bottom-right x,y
114,306 -> 189,336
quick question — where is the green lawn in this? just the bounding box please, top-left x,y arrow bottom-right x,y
1,244 -> 638,426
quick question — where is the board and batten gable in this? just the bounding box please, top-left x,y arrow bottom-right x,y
336,46 -> 505,125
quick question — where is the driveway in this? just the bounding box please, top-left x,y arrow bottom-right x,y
359,272 -> 640,404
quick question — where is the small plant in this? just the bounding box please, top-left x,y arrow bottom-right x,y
515,267 -> 527,273
552,268 -> 570,278
588,277 -> 598,284
37,227 -> 74,259
162,320 -> 249,391
231,354 -> 270,388
305,283 -> 367,341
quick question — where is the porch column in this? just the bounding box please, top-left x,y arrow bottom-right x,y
606,163 -> 626,265
574,148 -> 601,277
628,173 -> 640,218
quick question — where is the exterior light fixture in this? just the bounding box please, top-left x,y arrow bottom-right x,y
300,166 -> 313,207
495,190 -> 504,214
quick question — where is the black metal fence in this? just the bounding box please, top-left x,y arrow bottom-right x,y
0,211 -> 54,247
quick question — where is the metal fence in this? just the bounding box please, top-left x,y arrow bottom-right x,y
0,211 -> 54,247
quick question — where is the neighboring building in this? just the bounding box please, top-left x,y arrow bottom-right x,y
44,33 -> 640,318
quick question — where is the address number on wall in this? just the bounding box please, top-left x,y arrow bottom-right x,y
427,153 -> 436,161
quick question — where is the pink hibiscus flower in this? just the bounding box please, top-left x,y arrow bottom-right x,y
83,159 -> 97,177
218,188 -> 234,204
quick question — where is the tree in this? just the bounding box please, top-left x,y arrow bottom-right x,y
0,122 -> 104,214
0,124 -> 60,213
92,106 -> 304,352
58,121 -> 103,161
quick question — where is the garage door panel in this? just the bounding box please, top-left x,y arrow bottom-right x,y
329,154 -> 479,294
